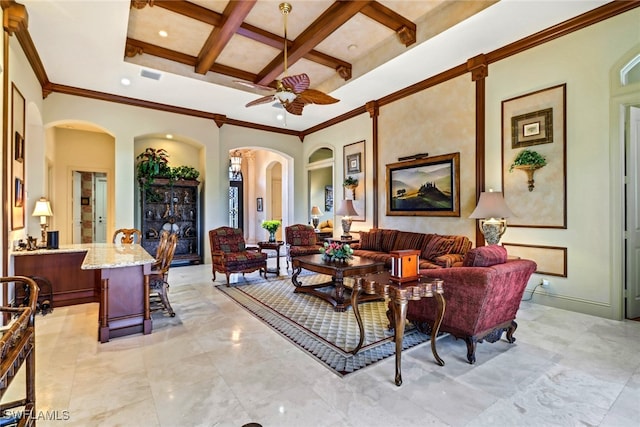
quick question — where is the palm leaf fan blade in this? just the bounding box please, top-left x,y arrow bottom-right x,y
245,95 -> 276,108
281,73 -> 310,93
297,89 -> 339,105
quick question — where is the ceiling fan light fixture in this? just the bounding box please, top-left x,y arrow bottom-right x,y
275,90 -> 296,104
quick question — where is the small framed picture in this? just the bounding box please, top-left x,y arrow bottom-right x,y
14,132 -> 24,162
346,153 -> 361,173
81,197 -> 90,206
257,197 -> 263,212
511,107 -> 553,148
14,177 -> 23,207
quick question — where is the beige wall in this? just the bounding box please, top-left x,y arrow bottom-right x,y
378,75 -> 477,239
52,128 -> 115,243
486,8 -> 640,318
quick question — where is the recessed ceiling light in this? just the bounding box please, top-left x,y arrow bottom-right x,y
166,134 -> 173,139
159,30 -> 168,38
276,113 -> 284,121
348,44 -> 358,51
120,77 -> 131,86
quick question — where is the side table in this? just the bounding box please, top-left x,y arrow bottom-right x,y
351,271 -> 446,386
257,241 -> 284,276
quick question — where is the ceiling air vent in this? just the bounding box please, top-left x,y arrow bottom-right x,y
140,69 -> 162,81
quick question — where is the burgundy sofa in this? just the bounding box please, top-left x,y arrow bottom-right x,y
402,245 -> 537,364
351,228 -> 472,270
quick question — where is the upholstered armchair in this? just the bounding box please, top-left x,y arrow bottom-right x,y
285,224 -> 322,269
209,227 -> 267,286
401,245 -> 537,364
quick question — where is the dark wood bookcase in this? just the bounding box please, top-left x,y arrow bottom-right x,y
140,178 -> 201,265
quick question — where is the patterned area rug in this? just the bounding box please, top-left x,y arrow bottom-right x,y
216,274 -> 430,377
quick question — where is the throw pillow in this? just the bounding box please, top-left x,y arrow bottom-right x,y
462,245 -> 508,267
421,235 -> 455,261
359,230 -> 382,251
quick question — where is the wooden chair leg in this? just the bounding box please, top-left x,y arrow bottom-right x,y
225,272 -> 231,286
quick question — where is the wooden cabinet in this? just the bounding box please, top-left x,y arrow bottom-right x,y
14,251 -> 99,307
140,178 -> 201,265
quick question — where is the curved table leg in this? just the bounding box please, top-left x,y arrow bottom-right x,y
350,279 -> 365,354
431,292 -> 446,366
291,264 -> 303,287
392,296 -> 408,386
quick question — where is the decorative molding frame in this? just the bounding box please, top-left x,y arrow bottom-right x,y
502,242 -> 568,277
502,83 -> 567,228
343,140 -> 365,221
11,84 -> 26,230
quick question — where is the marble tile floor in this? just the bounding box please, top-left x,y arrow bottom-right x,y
5,262 -> 640,427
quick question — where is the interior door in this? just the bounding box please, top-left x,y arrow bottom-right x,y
95,175 -> 107,243
72,171 -> 82,244
626,105 -> 640,318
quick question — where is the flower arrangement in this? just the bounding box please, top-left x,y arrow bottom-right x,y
261,220 -> 281,233
262,220 -> 281,242
320,241 -> 354,261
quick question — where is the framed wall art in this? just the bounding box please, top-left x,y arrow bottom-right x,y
386,152 -> 460,217
502,84 -> 566,228
256,197 -> 263,212
324,185 -> 333,212
343,140 -> 365,221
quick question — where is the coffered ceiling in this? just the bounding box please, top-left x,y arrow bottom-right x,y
20,0 -> 613,132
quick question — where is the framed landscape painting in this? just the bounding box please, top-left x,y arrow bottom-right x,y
386,152 -> 460,217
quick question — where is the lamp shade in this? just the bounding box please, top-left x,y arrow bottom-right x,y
310,206 -> 322,217
335,200 -> 358,217
32,198 -> 53,217
469,191 -> 513,219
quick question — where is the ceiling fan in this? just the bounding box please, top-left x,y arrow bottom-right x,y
242,2 -> 339,116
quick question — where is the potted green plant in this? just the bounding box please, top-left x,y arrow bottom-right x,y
509,149 -> 547,192
509,149 -> 547,172
343,176 -> 359,189
136,147 -> 171,182
170,165 -> 200,181
261,220 -> 281,242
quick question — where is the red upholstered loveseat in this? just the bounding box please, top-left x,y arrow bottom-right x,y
403,245 -> 537,364
351,228 -> 472,269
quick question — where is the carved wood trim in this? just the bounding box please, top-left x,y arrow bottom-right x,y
3,1 -> 27,35
467,54 -> 488,82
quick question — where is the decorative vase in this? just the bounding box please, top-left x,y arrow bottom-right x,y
268,231 -> 276,242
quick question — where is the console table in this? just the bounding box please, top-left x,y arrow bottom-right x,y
351,271 -> 446,386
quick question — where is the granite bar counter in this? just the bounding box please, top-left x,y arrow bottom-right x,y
13,243 -> 156,342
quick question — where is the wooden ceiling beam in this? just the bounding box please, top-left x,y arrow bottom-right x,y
126,38 -> 258,83
255,0 -> 371,86
361,2 -> 416,47
154,0 -> 351,80
195,0 -> 256,74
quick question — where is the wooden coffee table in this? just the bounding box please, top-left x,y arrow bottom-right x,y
291,254 -> 385,312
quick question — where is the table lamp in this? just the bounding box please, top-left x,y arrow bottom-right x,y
335,200 -> 358,239
310,206 -> 323,231
32,197 -> 53,248
469,190 -> 513,245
